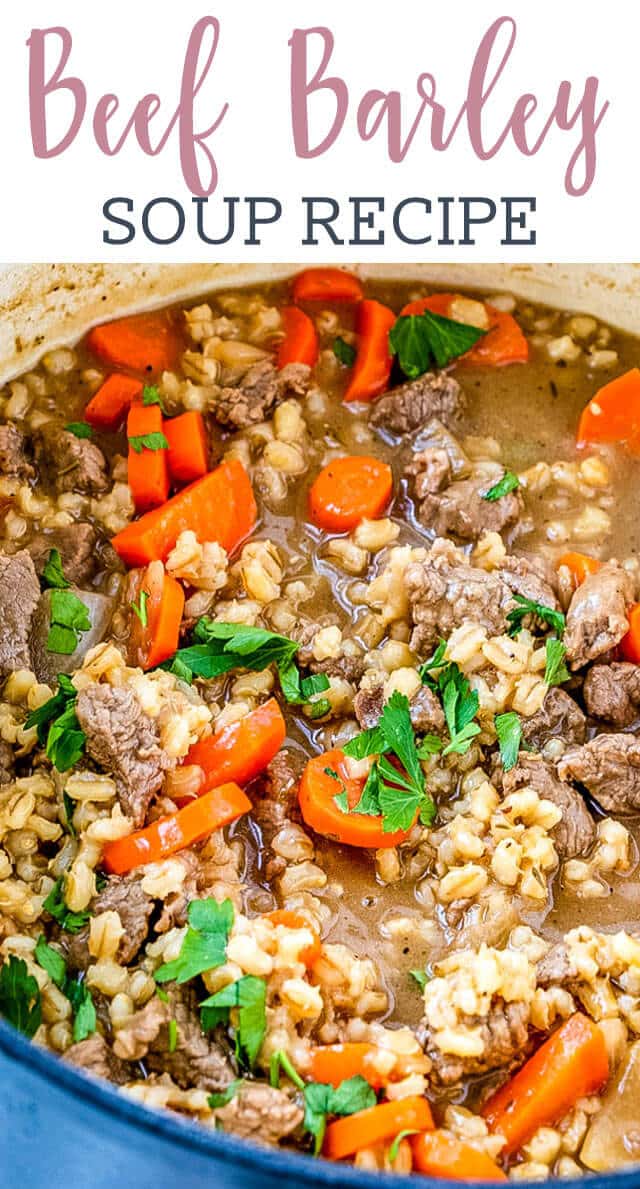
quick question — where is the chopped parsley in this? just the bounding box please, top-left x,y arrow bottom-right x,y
165,621 -> 329,708
495,711 -> 522,773
208,1079 -> 244,1109
420,642 -> 481,757
269,1049 -> 305,1091
389,1129 -> 420,1161
42,549 -> 70,590
389,310 -> 486,379
545,638 -> 570,687
0,955 -> 42,1037
63,790 -> 77,837
168,1018 -> 178,1053
128,431 -> 169,454
302,1076 -> 376,1155
42,877 -> 91,933
507,596 -> 566,639
33,935 -> 96,1041
482,470 -> 520,502
65,422 -> 93,439
200,975 -> 267,1070
409,969 -> 428,991
46,589 -> 92,655
26,675 -> 86,772
155,897 -> 234,985
130,590 -> 149,628
333,337 -> 356,367
34,935 -> 67,989
142,385 -> 166,411
341,691 -> 436,833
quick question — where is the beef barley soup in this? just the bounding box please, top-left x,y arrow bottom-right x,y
1,267 -> 640,1177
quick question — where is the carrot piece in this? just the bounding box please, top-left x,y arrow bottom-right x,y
324,1096 -> 434,1161
308,455 -> 393,533
164,411 -> 209,485
102,783 -> 251,874
620,602 -> 640,664
298,749 -> 414,849
557,551 -> 601,587
577,368 -> 640,452
85,374 -> 142,430
185,699 -> 286,796
292,268 -> 363,304
86,309 -> 182,375
400,294 -> 528,367
112,459 -> 257,567
483,1013 -> 609,1155
310,1043 -> 386,1089
344,299 -> 396,402
266,910 -> 322,968
411,1131 -> 507,1181
127,403 -> 170,513
128,560 -> 185,671
277,307 -> 319,369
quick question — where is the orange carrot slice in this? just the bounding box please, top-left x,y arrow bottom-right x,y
164,411 -> 209,485
324,1096 -> 434,1161
298,749 -> 414,849
293,268 -> 363,304
85,374 -> 142,430
308,455 -> 393,532
87,309 -> 182,375
344,299 -> 396,402
277,307 -> 319,369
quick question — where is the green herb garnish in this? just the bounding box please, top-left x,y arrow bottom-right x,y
156,898 -> 234,985
507,596 -> 566,639
389,1130 -> 420,1161
26,675 -> 86,772
389,310 -> 486,379
302,1076 -> 376,1155
420,643 -> 481,757
208,1079 -> 244,1109
42,549 -> 70,590
128,432 -> 169,454
46,589 -> 91,655
495,711 -> 522,773
483,470 -> 520,502
65,422 -> 93,439
200,975 -> 266,1070
333,337 -> 356,367
43,878 -> 91,933
544,638 -> 570,687
409,969 -> 428,991
34,936 -> 96,1042
269,1049 -> 305,1091
0,956 -> 42,1037
142,385 -> 166,411
130,590 -> 149,629
168,1018 -> 178,1053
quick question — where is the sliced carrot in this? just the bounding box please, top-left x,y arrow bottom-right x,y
112,459 -> 257,567
324,1096 -> 434,1161
185,699 -> 286,797
298,749 -> 414,849
308,455 -> 393,533
483,1013 -> 609,1155
127,402 -> 169,513
266,910 -> 321,968
556,551 -> 602,587
310,1043 -> 386,1090
87,309 -> 182,375
102,783 -> 251,874
164,411 -> 209,485
411,1131 -> 507,1181
620,602 -> 640,664
400,294 -> 528,367
128,561 -> 185,671
344,299 -> 396,402
292,268 -> 363,304
85,374 -> 142,430
577,368 -> 640,452
277,307 -> 319,369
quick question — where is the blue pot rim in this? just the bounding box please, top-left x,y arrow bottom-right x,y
1,1017 -> 637,1187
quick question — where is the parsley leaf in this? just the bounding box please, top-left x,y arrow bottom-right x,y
168,1018 -> 178,1053
545,638 -> 570,687
200,975 -> 266,1069
142,385 -> 165,411
269,1049 -> 305,1091
128,432 -> 169,454
208,1079 -> 244,1109
389,310 -> 486,379
333,337 -> 356,367
155,898 -> 234,985
507,595 -> 566,639
131,590 -> 149,628
43,878 -> 90,933
0,956 -> 41,1037
46,590 -> 92,655
66,977 -> 96,1042
65,422 -> 93,439
302,1076 -> 377,1155
421,650 -> 481,758
34,935 -> 67,989
410,969 -> 428,990
389,1129 -> 420,1161
495,711 -> 522,773
42,548 -> 70,590
25,676 -> 86,772
418,639 -> 448,681
483,470 -> 520,502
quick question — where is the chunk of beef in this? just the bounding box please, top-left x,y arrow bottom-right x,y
35,424 -> 109,495
558,733 -> 640,814
520,688 -> 587,749
146,986 -> 235,1093
211,361 -> 310,430
65,1033 -> 130,1084
535,943 -> 578,990
564,561 -> 632,670
155,835 -> 243,933
405,447 -> 452,496
0,550 -> 40,676
76,683 -> 170,826
583,663 -> 640,727
113,996 -> 169,1062
354,676 -> 444,734
26,523 -> 99,586
309,652 -> 366,684
503,754 -> 596,859
370,372 -> 465,435
405,540 -> 513,653
412,418 -> 471,478
0,423 -> 32,477
498,554 -> 560,610
424,1000 -> 529,1086
94,874 -> 154,963
0,740 -> 14,785
214,1083 -> 303,1145
410,472 -> 523,542
253,748 -> 304,838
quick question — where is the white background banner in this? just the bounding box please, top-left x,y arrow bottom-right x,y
0,0 -> 636,261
